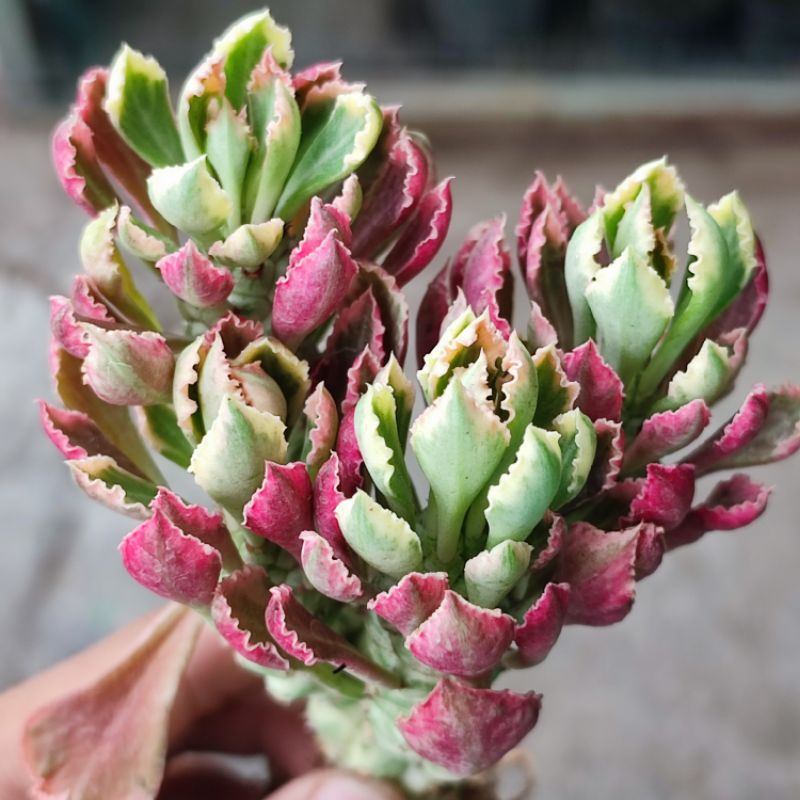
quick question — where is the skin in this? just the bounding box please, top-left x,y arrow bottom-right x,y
0,611 -> 402,800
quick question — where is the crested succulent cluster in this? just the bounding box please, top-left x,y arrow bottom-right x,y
38,8 -> 800,799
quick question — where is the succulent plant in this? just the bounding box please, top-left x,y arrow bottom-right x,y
34,9 -> 800,800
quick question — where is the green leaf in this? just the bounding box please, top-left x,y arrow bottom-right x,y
465,540 -> 532,608
134,405 -> 194,468
531,345 -> 577,428
375,355 -> 415,447
612,182 -> 655,261
209,219 -> 284,271
116,206 -> 173,263
205,97 -> 252,231
244,76 -> 301,224
411,379 -> 510,563
104,45 -> 183,167
68,455 -> 158,518
80,206 -> 161,331
650,339 -> 734,414
355,384 -> 416,523
147,156 -> 232,239
564,210 -> 604,344
485,425 -> 562,549
336,490 -> 423,579
212,10 -> 293,110
498,333 -> 539,449
551,409 -> 597,508
189,396 -> 286,512
276,90 -> 383,220
708,191 -> 756,290
585,248 -> 674,387
637,196 -> 734,401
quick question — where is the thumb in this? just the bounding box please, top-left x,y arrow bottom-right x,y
267,769 -> 404,800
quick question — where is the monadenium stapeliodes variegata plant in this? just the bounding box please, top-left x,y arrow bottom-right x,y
33,8 -> 800,799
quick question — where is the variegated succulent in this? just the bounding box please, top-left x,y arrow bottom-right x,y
36,9 -> 800,799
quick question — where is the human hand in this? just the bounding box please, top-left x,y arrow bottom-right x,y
0,609 -> 402,800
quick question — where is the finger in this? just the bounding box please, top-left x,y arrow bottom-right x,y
266,770 -> 405,800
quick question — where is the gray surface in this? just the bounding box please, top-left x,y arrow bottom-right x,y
1,112 -> 798,799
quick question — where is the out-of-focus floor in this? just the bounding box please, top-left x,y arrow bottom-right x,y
0,110 -> 798,800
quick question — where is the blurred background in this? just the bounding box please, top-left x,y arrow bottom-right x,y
1,1 -> 799,798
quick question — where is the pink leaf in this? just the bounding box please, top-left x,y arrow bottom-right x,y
211,565 -> 289,670
303,382 -> 339,477
119,488 -> 236,606
416,264 -> 451,366
335,407 -> 365,496
272,229 -> 358,348
666,474 -> 771,550
381,178 -> 454,286
556,521 -> 662,626
265,585 -> 400,686
531,511 -> 566,570
300,530 -> 363,602
398,678 -> 542,776
623,399 -> 711,473
406,590 -> 515,677
313,453 -> 352,564
368,572 -> 449,636
510,582 -> 571,667
51,112 -> 116,215
528,300 -> 559,350
207,311 -> 265,357
623,463 -> 696,531
156,240 -> 234,308
584,418 -> 625,496
351,124 -> 429,258
24,605 -> 201,799
38,400 -> 140,475
563,339 -> 624,422
243,462 -> 314,561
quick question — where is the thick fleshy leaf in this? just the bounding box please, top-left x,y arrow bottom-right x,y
209,219 -> 285,270
531,345 -> 578,427
637,196 -> 739,401
375,354 -> 415,446
272,229 -> 359,349
242,462 -> 313,560
651,338 -> 740,414
464,540 -> 532,608
104,45 -> 183,167
510,582 -> 571,667
585,248 -> 673,387
189,396 -> 286,512
133,405 -> 194,469
74,68 -> 162,227
82,325 -> 174,406
531,511 -> 566,569
313,453 -> 352,564
176,52 -> 226,159
623,399 -> 711,473
449,216 -> 513,337
416,264 -> 452,367
398,678 -> 541,776
556,521 -> 660,625
584,417 -> 624,496
562,339 -> 624,422
485,424 -> 562,549
147,156 -> 231,238
276,89 -> 383,220
23,605 -> 201,800
52,112 -> 117,215
351,123 -> 429,258
411,377 -> 510,562
551,409 -> 597,509
39,401 -> 142,476
116,206 -> 171,262
687,385 -> 800,473
156,240 -> 233,307
69,454 -> 158,519
666,474 -> 771,550
406,590 -> 515,677
300,530 -> 363,602
51,347 -> 162,482
50,296 -> 96,359
211,565 -> 289,670
381,178 -> 454,286
119,488 -> 235,606
80,206 -> 160,330
336,490 -> 422,578
301,382 -> 338,479
242,54 -> 301,224
565,210 -> 605,344
335,405 -> 366,497
266,585 -> 400,687
367,572 -> 449,636
354,383 -> 416,522
623,463 -> 695,530
528,300 -> 559,350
